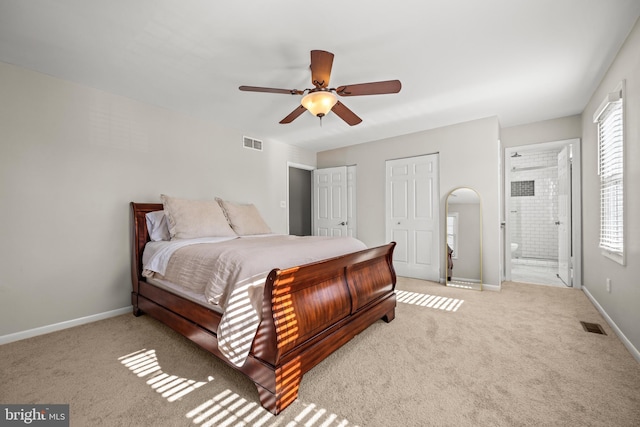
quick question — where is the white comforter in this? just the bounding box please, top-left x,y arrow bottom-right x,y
142,234 -> 367,366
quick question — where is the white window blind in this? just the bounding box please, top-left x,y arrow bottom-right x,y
593,84 -> 624,257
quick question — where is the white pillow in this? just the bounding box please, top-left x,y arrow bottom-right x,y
145,210 -> 170,241
217,199 -> 272,236
161,194 -> 236,239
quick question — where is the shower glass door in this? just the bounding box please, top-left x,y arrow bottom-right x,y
557,146 -> 571,286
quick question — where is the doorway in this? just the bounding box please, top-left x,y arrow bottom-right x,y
288,165 -> 312,236
288,164 -> 357,238
504,139 -> 582,288
287,163 -> 314,236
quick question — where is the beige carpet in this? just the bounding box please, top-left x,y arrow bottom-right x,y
1,278 -> 639,426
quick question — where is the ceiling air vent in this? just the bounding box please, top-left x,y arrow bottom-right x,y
243,136 -> 263,151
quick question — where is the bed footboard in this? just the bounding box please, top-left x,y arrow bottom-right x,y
252,243 -> 397,414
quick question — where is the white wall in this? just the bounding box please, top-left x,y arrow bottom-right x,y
580,18 -> 640,355
501,115 -> 582,149
0,61 -> 316,337
317,116 -> 501,287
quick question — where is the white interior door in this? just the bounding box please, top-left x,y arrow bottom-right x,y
313,166 -> 354,237
386,154 -> 440,281
345,166 -> 357,237
557,146 -> 571,286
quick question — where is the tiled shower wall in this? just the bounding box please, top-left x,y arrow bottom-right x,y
509,149 -> 561,260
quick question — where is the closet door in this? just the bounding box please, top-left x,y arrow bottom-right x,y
386,154 -> 440,280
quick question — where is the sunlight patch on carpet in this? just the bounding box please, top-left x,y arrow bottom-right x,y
186,390 -> 357,427
446,280 -> 482,291
118,349 -> 212,402
396,290 -> 464,312
119,349 -> 357,425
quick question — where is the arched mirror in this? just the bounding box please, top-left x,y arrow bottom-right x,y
446,187 -> 482,290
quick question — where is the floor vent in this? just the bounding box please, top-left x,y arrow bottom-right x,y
580,321 -> 607,335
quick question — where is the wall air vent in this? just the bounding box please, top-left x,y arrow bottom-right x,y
243,136 -> 263,151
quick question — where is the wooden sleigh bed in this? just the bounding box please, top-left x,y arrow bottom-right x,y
130,202 -> 397,414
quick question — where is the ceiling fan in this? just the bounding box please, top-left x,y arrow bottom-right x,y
239,50 -> 401,126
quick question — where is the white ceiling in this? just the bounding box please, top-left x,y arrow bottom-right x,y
1,0 -> 638,152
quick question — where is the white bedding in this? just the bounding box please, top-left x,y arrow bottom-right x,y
142,235 -> 238,276
142,234 -> 367,367
144,275 -> 223,314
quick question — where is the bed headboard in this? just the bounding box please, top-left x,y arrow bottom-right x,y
130,202 -> 163,286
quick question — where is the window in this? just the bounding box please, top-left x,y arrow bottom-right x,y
593,81 -> 624,263
447,212 -> 458,259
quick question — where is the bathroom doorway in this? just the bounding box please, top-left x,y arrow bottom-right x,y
504,139 -> 582,288
287,162 -> 314,236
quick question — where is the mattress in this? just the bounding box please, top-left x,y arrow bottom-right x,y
144,275 -> 223,314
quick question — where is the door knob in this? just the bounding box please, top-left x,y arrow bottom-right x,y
339,221 -> 347,226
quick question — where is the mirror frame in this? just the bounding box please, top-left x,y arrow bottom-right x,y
445,187 -> 482,290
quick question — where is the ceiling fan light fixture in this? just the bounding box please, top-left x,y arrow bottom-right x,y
301,90 -> 338,117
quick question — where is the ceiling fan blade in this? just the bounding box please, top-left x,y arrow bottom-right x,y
310,50 -> 334,88
279,105 -> 307,124
331,101 -> 362,126
239,85 -> 303,95
335,80 -> 402,96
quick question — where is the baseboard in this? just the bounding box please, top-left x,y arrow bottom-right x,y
582,287 -> 640,363
439,277 -> 500,291
0,306 -> 133,345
